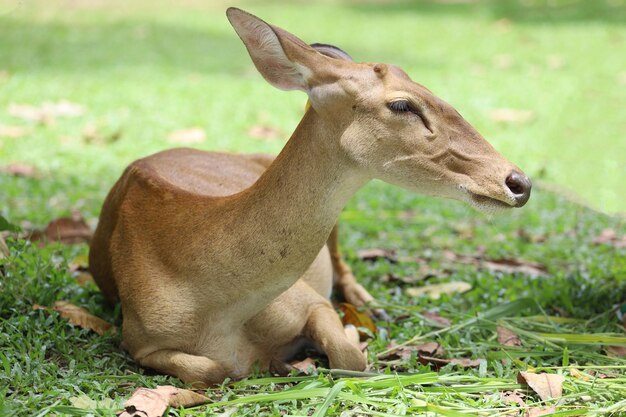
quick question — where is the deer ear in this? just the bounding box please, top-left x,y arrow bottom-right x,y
227,8 -> 318,92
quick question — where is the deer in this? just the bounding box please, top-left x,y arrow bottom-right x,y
89,7 -> 531,387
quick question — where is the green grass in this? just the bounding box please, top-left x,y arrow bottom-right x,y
1,0 -> 626,415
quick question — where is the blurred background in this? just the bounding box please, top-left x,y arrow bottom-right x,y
0,0 -> 624,218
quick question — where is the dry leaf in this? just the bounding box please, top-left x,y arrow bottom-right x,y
8,101 -> 85,124
489,108 -> 535,124
501,390 -> 526,407
75,272 -> 96,287
247,125 -> 283,141
120,386 -> 209,417
517,229 -> 547,244
517,372 -> 564,401
422,311 -> 452,327
0,235 -> 9,262
606,345 -> 626,357
357,248 -> 397,263
30,212 -> 92,245
526,406 -> 556,417
167,127 -> 205,144
380,341 -> 445,361
419,355 -> 481,369
0,124 -> 28,138
497,325 -> 522,347
53,301 -> 116,336
290,357 -> 317,374
338,302 -> 377,338
68,254 -> 90,272
0,163 -> 39,177
443,250 -> 548,277
405,281 -> 472,299
592,229 -> 626,248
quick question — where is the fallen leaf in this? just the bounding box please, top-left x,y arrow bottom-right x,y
517,372 -> 564,401
517,229 -> 547,244
443,250 -> 549,277
419,355 -> 481,369
68,254 -> 90,272
0,124 -> 28,138
422,311 -> 452,327
489,108 -> 535,124
526,406 -> 556,417
501,390 -> 526,407
606,345 -> 626,357
497,325 -> 522,347
405,281 -> 472,299
338,302 -> 377,338
8,101 -> 85,124
290,357 -> 317,374
380,340 -> 445,361
592,229 -> 626,248
82,123 -> 122,145
75,272 -> 96,287
53,301 -> 117,336
167,127 -> 205,144
29,212 -> 92,245
357,248 -> 397,263
120,386 -> 209,417
247,125 -> 283,140
0,163 -> 39,178
0,234 -> 9,261
69,394 -> 116,410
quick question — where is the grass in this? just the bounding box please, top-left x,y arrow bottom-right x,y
1,0 -> 626,415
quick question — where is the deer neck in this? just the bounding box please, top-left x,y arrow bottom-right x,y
220,109 -> 367,310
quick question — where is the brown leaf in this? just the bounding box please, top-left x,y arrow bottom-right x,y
338,302 -> 377,338
482,258 -> 548,277
501,390 -> 526,406
606,345 -> 626,357
517,372 -> 564,401
489,108 -> 535,124
247,125 -> 283,141
75,272 -> 96,287
517,229 -> 547,244
419,355 -> 481,369
497,325 -> 522,347
52,301 -> 116,336
422,311 -> 452,327
30,212 -> 92,245
405,281 -> 472,299
357,248 -> 397,263
526,406 -> 556,417
443,250 -> 549,277
380,340 -> 446,361
0,234 -> 9,261
120,386 -> 209,417
167,127 -> 205,144
8,101 -> 85,124
0,163 -> 39,178
592,229 -> 626,248
290,357 -> 317,374
0,124 -> 28,138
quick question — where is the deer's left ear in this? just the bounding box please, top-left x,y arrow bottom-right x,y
227,7 -> 335,92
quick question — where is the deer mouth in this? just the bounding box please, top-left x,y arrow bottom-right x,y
467,191 -> 515,212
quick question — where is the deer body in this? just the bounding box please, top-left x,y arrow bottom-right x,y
90,8 -> 531,386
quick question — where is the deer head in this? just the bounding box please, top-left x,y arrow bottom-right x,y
227,8 -> 531,212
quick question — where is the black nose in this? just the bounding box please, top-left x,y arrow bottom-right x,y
505,170 -> 532,207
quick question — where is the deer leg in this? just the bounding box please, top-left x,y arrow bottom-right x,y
304,304 -> 366,371
138,349 -> 227,388
328,224 -> 388,320
328,224 -> 374,306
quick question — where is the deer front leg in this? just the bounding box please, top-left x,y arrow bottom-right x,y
305,304 -> 366,371
138,349 -> 227,388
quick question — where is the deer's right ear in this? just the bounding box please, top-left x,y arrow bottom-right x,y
227,8 -> 318,92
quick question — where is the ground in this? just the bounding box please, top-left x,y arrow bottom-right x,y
1,0 -> 625,416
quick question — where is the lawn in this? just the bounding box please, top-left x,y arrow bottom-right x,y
1,0 -> 626,416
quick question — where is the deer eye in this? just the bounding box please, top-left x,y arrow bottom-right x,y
387,100 -> 413,113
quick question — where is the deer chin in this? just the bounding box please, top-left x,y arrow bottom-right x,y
460,188 -> 515,214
